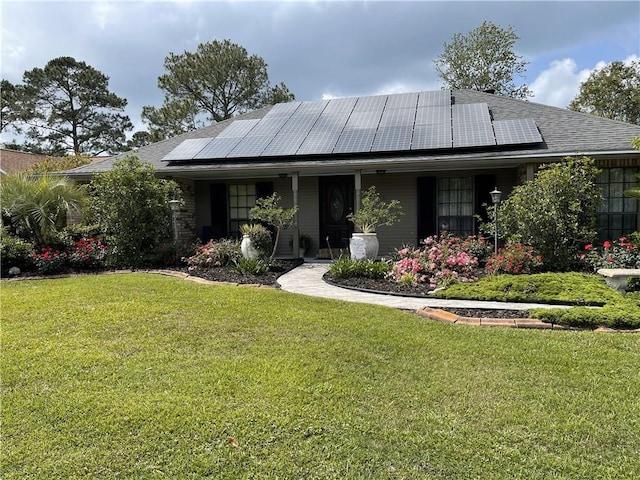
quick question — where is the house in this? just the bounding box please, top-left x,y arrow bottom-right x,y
0,149 -> 49,175
64,89 -> 640,258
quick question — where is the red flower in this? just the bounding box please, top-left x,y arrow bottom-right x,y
584,244 -> 593,251
603,241 -> 612,249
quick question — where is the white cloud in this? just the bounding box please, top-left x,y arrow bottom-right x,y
531,54 -> 640,108
530,58 -> 590,108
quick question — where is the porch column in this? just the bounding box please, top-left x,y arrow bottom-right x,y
354,170 -> 362,212
292,172 -> 299,255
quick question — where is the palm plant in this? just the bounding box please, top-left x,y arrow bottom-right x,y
0,173 -> 86,246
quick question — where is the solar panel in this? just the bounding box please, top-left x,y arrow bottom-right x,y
411,124 -> 452,150
194,137 -> 243,159
163,90 -> 545,161
312,113 -> 350,132
217,119 -> 260,138
418,90 -> 451,107
345,111 -> 383,129
352,95 -> 387,112
296,131 -> 342,155
250,117 -> 288,136
415,106 -> 451,126
452,103 -> 495,148
371,126 -> 413,152
323,97 -> 357,114
162,138 -> 212,161
264,101 -> 301,117
379,108 -> 416,127
262,133 -> 308,156
493,118 -> 542,145
227,135 -> 274,157
385,92 -> 419,109
333,128 -> 377,153
296,100 -> 328,114
279,113 -> 319,133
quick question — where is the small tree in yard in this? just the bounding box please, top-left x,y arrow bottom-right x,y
89,156 -> 181,268
249,193 -> 297,260
491,156 -> 601,271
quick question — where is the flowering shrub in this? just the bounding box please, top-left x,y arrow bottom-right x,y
69,237 -> 108,269
183,238 -> 241,271
485,243 -> 544,275
389,234 -> 485,288
580,237 -> 640,271
31,247 -> 67,274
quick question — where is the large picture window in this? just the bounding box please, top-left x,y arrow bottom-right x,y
437,177 -> 474,236
596,167 -> 639,241
228,184 -> 256,238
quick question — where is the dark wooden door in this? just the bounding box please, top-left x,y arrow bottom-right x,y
319,176 -> 354,249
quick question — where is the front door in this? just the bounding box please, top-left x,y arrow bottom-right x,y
319,176 -> 354,249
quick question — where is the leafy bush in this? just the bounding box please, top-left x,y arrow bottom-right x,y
389,235 -> 486,288
328,257 -> 392,279
0,173 -> 86,246
531,298 -> 640,329
485,243 -> 544,275
68,237 -> 108,270
89,156 -> 181,268
346,186 -> 403,233
491,156 -> 601,271
183,238 -> 241,270
249,193 -> 297,259
233,257 -> 270,275
434,272 -> 620,305
30,246 -> 68,274
0,230 -> 34,276
580,236 -> 640,271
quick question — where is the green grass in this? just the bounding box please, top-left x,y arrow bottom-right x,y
2,274 -> 640,479
434,272 -> 640,329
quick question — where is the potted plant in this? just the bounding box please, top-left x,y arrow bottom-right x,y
347,186 -> 403,260
249,193 -> 298,260
240,223 -> 272,260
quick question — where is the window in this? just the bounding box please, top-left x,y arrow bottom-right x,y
437,177 -> 474,236
228,184 -> 256,238
596,167 -> 639,241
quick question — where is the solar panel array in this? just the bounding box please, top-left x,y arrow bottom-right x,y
162,90 -> 543,162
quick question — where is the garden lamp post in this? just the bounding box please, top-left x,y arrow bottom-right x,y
490,187 -> 502,256
168,199 -> 180,246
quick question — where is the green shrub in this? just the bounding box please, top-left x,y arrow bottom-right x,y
489,157 -> 600,271
434,272 -> 621,305
89,156 -> 181,268
328,257 -> 392,279
183,238 -> 241,269
0,230 -> 34,276
531,298 -> 640,329
485,243 -> 544,275
234,257 -> 270,275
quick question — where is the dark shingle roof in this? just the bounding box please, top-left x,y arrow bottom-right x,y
65,90 -> 640,178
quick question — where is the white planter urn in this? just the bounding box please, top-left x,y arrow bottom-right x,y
241,235 -> 260,260
350,233 -> 379,261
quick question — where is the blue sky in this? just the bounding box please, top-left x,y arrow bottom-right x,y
1,0 -> 638,141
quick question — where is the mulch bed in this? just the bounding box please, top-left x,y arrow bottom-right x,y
180,258 -> 304,286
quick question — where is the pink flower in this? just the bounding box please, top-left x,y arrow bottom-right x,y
603,241 -> 612,249
584,244 -> 593,251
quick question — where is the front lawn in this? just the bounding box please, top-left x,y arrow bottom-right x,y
2,274 -> 639,479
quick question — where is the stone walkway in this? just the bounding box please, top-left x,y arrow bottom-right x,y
276,262 -> 565,311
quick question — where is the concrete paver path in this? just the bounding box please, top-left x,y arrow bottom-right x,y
277,262 -> 568,311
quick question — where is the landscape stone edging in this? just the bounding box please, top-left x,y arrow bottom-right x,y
416,307 -> 640,333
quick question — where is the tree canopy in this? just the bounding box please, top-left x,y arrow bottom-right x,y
141,39 -> 295,140
434,21 -> 531,99
4,57 -> 132,155
568,60 -> 640,125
